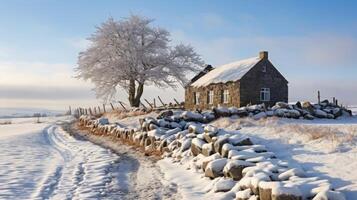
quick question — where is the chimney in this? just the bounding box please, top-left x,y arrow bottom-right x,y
259,51 -> 268,59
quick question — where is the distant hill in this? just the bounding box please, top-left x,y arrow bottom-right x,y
0,107 -> 65,119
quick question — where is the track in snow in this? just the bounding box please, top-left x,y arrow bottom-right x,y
62,121 -> 180,200
0,118 -> 179,200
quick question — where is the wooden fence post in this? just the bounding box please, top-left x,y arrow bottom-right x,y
173,98 -> 180,105
318,90 -> 321,104
103,104 -> 106,113
140,101 -> 147,110
144,99 -> 153,109
118,101 -> 128,111
110,103 -> 115,110
158,96 -> 165,106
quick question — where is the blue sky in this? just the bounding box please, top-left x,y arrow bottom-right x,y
0,0 -> 356,110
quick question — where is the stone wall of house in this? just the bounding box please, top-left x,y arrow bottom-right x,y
185,53 -> 288,110
239,59 -> 288,107
184,81 -> 241,110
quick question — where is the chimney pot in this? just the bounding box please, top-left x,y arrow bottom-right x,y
259,51 -> 268,59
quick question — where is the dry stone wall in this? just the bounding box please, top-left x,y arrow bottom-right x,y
78,104 -> 348,200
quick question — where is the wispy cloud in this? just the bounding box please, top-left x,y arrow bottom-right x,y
201,13 -> 226,28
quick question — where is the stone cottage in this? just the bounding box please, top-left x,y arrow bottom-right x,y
185,51 -> 288,110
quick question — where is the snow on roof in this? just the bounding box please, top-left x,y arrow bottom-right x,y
191,56 -> 262,87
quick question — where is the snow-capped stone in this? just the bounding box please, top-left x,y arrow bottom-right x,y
203,131 -> 217,143
223,160 -> 255,180
188,123 -> 204,134
201,153 -> 221,171
191,138 -> 206,156
312,190 -> 346,200
202,142 -> 214,156
276,102 -> 289,109
271,185 -> 302,200
229,136 -> 253,146
326,113 -> 335,119
253,112 -> 267,120
258,181 -> 283,200
250,172 -> 271,194
157,110 -> 173,119
221,143 -> 235,158
236,188 -> 252,200
180,138 -> 192,152
205,158 -> 228,178
204,125 -> 218,134
157,119 -> 170,127
214,106 -> 231,117
147,128 -> 165,140
278,168 -> 305,181
214,136 -> 229,155
229,107 -> 239,115
181,111 -> 203,121
314,109 -> 327,118
332,108 -> 342,118
212,178 -> 236,192
164,127 -> 181,137
304,114 -> 315,120
169,121 -> 181,129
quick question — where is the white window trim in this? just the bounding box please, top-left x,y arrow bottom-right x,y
195,92 -> 200,105
260,88 -> 270,102
223,90 -> 230,104
208,90 -> 214,105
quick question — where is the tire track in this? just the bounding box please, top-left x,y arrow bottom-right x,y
62,122 -> 181,200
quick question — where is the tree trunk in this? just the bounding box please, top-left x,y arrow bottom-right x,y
128,79 -> 144,107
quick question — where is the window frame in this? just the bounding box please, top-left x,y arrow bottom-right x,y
223,89 -> 230,104
194,92 -> 200,105
260,88 -> 270,102
207,90 -> 214,105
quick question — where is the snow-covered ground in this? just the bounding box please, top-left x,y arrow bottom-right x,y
1,111 -> 356,199
0,116 -> 178,199
106,111 -> 357,199
208,116 -> 357,199
349,106 -> 357,116
0,107 -> 64,119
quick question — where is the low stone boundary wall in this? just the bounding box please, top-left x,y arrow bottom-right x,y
196,100 -> 352,122
78,113 -> 346,200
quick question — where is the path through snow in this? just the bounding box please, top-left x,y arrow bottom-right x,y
0,117 -> 178,200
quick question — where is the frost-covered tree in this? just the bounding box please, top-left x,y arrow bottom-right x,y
76,15 -> 204,107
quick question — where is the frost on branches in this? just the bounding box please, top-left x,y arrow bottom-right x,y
76,15 -> 204,107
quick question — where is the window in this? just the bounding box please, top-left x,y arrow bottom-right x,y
222,89 -> 230,104
194,92 -> 200,105
260,88 -> 270,101
207,90 -> 214,104
262,65 -> 267,72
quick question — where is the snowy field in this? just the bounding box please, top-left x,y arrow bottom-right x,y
0,116 -> 178,199
0,107 -> 63,119
1,111 -> 356,199
0,116 -> 121,199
